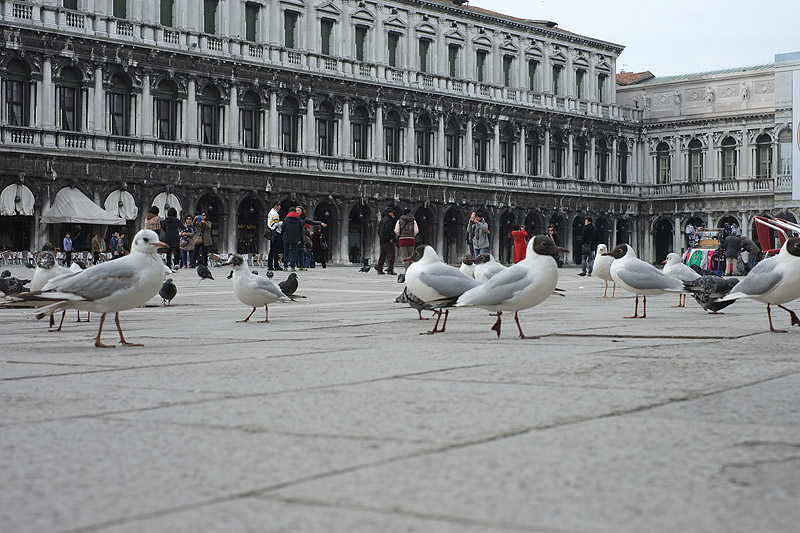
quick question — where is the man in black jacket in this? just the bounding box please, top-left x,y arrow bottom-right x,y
579,217 -> 598,277
376,207 -> 397,275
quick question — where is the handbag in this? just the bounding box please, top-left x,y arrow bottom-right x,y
193,232 -> 203,245
321,235 -> 328,250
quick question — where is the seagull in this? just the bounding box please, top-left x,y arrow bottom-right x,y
395,286 -> 435,320
68,261 -> 91,323
717,237 -> 800,332
405,245 -> 481,334
459,254 -> 476,278
456,235 -> 567,338
159,278 -> 177,306
593,244 -> 615,298
683,275 -> 739,314
228,253 -> 291,322
662,252 -> 701,307
197,264 -> 214,280
604,244 -> 684,318
278,272 -> 299,297
10,230 -> 169,348
29,251 -> 71,329
473,253 -> 506,282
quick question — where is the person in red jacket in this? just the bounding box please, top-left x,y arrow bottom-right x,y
511,225 -> 528,263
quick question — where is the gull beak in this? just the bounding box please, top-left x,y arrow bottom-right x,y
158,241 -> 169,248
402,257 -> 413,262
554,247 -> 568,253
661,260 -> 667,264
602,252 -> 613,256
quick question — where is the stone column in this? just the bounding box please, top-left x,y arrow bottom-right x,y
268,91 -> 278,150
674,215 -> 682,253
543,127 -> 550,176
465,118 -> 474,170
42,56 -> 54,128
492,122 -> 500,173
611,137 -> 618,183
92,65 -> 104,133
186,79 -> 197,142
227,195 -> 237,255
375,104 -> 384,160
268,0 -> 279,46
405,108 -> 415,165
436,113 -> 445,167
305,95 -> 314,154
740,130 -> 750,178
567,131 -> 574,179
589,135 -> 596,180
341,100 -> 350,158
228,84 -> 239,147
518,126 -> 526,174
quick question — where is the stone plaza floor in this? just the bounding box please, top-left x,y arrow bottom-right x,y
1,262 -> 799,532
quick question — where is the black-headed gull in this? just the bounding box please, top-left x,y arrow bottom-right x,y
473,253 -> 506,282
459,254 -> 476,278
592,243 -> 615,298
14,230 -> 169,348
683,275 -> 739,314
228,254 -> 290,322
604,244 -> 683,318
405,245 -> 481,334
456,235 -> 567,338
718,237 -> 800,331
30,250 -> 71,329
662,252 -> 700,307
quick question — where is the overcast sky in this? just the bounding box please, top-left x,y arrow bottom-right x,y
468,0 -> 798,77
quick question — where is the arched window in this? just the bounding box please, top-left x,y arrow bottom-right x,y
279,96 -> 300,152
573,136 -> 587,180
473,123 -> 489,171
109,73 -> 133,136
656,141 -> 670,184
617,140 -> 628,183
444,119 -> 461,168
155,80 -> 181,141
199,86 -> 222,145
59,67 -> 83,131
688,138 -> 703,182
721,136 -> 737,179
384,110 -> 401,162
316,101 -> 336,156
595,137 -> 609,182
755,133 -> 772,178
499,125 -> 515,174
5,60 -> 31,126
240,91 -> 260,148
778,130 -> 792,175
525,129 -> 539,175
351,106 -> 369,159
415,114 -> 433,165
550,132 -> 564,178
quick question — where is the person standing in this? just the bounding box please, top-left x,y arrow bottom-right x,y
311,226 -> 327,268
179,216 -> 196,268
578,217 -> 598,277
470,212 -> 490,256
723,231 -> 741,276
194,212 -> 212,266
115,233 -> 127,257
63,232 -> 73,266
511,225 -> 528,263
376,206 -> 397,275
90,234 -> 102,265
281,208 -> 302,271
144,206 -> 161,237
466,212 -> 477,256
394,208 -> 419,282
266,201 -> 282,271
160,207 -> 183,269
739,235 -> 759,274
546,223 -> 562,267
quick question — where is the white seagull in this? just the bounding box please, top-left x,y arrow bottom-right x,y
228,254 -> 291,322
15,230 -> 169,348
605,244 -> 683,318
456,235 -> 568,338
473,253 -> 506,282
662,252 -> 701,307
718,237 -> 800,332
30,251 -> 71,329
405,245 -> 481,334
592,243 -> 615,298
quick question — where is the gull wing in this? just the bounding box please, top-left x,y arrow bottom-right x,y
417,263 -> 481,299
457,266 -> 530,307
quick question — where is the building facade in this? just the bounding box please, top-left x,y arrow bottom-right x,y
0,0 -> 795,264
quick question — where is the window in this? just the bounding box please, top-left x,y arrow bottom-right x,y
279,97 -> 300,152
499,126 -> 514,173
415,114 -> 433,165
113,0 -> 126,18
109,73 -> 132,136
596,138 -> 609,182
473,123 -> 489,171
6,60 -> 31,127
502,56 -> 513,88
199,86 -> 221,145
317,102 -> 336,156
721,136 -> 737,178
445,119 -> 461,168
160,0 -> 174,26
387,32 -> 400,67
64,0 -> 79,9
525,138 -> 539,175
755,133 -> 772,178
527,60 -> 538,91
351,106 -> 369,159
245,3 -> 260,42
384,111 -> 401,162
155,80 -> 180,141
552,64 -> 562,95
476,50 -> 487,83
418,39 -> 430,73
284,11 -> 298,48
550,133 -> 564,178
320,18 -> 334,56
59,67 -> 82,132
575,70 -> 585,99
688,139 -> 703,182
573,136 -> 587,179
355,26 -> 367,61
597,74 -> 608,103
779,130 -> 792,175
448,44 -> 459,78
617,141 -> 628,183
656,141 -> 671,184
203,0 -> 217,34
240,91 -> 260,148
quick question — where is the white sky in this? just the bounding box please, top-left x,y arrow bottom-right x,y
468,0 -> 798,77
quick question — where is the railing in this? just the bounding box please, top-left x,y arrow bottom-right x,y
421,168 -> 435,179
359,63 -> 372,77
714,179 -> 738,193
206,37 -> 223,52
13,3 -> 33,20
203,147 -> 225,161
287,51 -> 302,65
246,43 -> 263,58
246,151 -> 264,164
163,29 -> 180,44
451,171 -> 465,181
505,177 -> 518,186
321,157 -> 339,170
8,128 -> 36,144
422,75 -> 434,89
776,175 -> 792,190
479,85 -> 491,97
65,11 -> 85,29
530,177 -> 544,188
390,164 -> 405,176
324,57 -> 336,70
286,155 -> 303,167
451,80 -> 463,92
158,142 -> 183,157
113,139 -> 137,153
59,132 -> 88,149
116,21 -> 134,38
357,161 -> 373,173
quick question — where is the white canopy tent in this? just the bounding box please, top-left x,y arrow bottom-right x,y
104,190 -> 139,220
41,187 -> 126,225
151,192 -> 182,216
0,183 -> 35,216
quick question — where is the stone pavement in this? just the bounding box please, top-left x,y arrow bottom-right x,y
1,263 -> 799,533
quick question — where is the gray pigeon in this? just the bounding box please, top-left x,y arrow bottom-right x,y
196,264 -> 214,280
278,272 -> 298,297
1,270 -> 10,278
0,276 -> 30,296
159,278 -> 177,306
684,275 -> 739,314
266,270 -> 274,279
395,286 -> 434,320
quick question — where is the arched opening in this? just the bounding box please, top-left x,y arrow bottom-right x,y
109,73 -> 133,137
317,101 -> 336,156
444,119 -> 462,168
443,207 -> 463,264
573,136 -> 587,179
240,91 -> 262,149
571,216 -> 584,264
347,204 -> 372,263
499,211 -> 517,263
155,79 -> 180,141
58,66 -> 83,132
279,95 -> 301,152
616,219 -> 630,247
550,133 -> 565,178
654,219 -> 673,263
351,106 -> 369,159
499,125 -> 515,174
6,60 -> 32,126
414,206 -> 435,246
596,137 -> 609,182
236,197 -> 262,254
755,133 -> 772,178
195,194 -> 224,253
595,216 -> 610,246
313,200 -> 337,263
199,86 -> 222,145
384,110 -> 402,162
473,123 -> 490,171
721,136 -> 737,179
415,114 -> 433,166
688,139 -> 703,182
524,212 -> 540,237
656,141 -> 671,184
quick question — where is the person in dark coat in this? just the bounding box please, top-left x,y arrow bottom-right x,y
376,206 -> 397,275
311,226 -> 327,268
160,207 -> 184,269
722,232 -> 741,276
281,209 -> 302,271
578,217 -> 598,276
739,236 -> 760,274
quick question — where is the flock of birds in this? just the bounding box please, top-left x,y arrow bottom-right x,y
2,229 -> 800,347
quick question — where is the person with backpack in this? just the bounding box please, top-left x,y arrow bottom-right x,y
394,208 -> 418,283
578,217 -> 598,277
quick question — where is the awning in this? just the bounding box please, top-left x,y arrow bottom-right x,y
41,187 -> 126,225
104,190 -> 139,220
152,192 -> 182,216
0,183 -> 35,216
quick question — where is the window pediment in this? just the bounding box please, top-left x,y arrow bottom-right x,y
415,22 -> 437,37
384,16 -> 407,31
445,29 -> 465,42
473,35 -> 492,48
351,9 -> 375,24
316,1 -> 341,17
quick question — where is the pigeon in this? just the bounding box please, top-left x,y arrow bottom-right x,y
9,230 -> 169,348
251,270 -> 258,275
227,254 -> 291,322
459,254 -> 476,278
24,261 -> 36,269
718,237 -> 800,331
456,235 -> 567,338
593,244 -> 615,298
278,272 -> 299,297
197,264 -> 214,280
604,244 -> 684,318
683,275 -> 739,314
688,264 -> 715,276
405,245 -> 481,334
662,252 -> 701,307
0,276 -> 30,296
359,258 -> 371,273
1,270 -> 10,278
159,278 -> 177,306
473,253 -> 506,282
266,270 -> 274,279
395,286 -> 435,320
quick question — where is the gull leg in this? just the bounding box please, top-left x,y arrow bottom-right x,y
612,282 -> 616,298
116,312 -> 142,347
438,309 -> 449,332
640,295 -> 648,318
238,307 -> 256,322
777,304 -> 800,328
491,311 -> 502,337
515,311 -> 540,339
258,305 -> 270,323
601,281 -> 608,298
94,313 -> 115,348
625,295 -> 640,319
422,310 -> 443,335
49,314 -> 55,328
54,310 -> 66,331
417,310 -> 429,320
767,304 -> 785,333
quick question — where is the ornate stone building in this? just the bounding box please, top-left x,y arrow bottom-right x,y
0,0 -> 795,264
